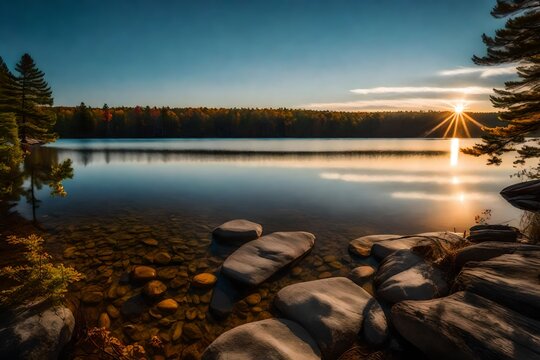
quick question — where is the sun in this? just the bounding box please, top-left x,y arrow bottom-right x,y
454,103 -> 465,114
424,101 -> 484,138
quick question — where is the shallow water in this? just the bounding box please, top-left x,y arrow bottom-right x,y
12,138 -> 523,358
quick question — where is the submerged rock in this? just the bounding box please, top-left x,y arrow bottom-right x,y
222,232 -> 315,287
454,251 -> 540,319
275,277 -> 388,359
392,291 -> 540,360
192,273 -> 217,288
201,318 -> 321,360
212,219 -> 263,243
143,280 -> 167,298
131,265 -> 157,282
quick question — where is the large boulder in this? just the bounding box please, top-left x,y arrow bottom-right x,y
467,224 -> 520,243
0,302 -> 75,360
371,232 -> 463,260
500,179 -> 540,212
454,241 -> 540,269
392,291 -> 540,360
201,318 -> 321,360
222,232 -> 315,286
212,219 -> 263,243
274,277 -> 388,360
348,234 -> 400,257
376,261 -> 448,304
373,249 -> 423,286
454,251 -> 540,319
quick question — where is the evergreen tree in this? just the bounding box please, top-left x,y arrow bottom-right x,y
12,54 -> 56,144
464,0 -> 540,165
0,112 -> 23,197
0,57 -> 18,114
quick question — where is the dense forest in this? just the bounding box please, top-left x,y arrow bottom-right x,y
55,104 -> 500,138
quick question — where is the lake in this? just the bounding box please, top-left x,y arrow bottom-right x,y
13,138 -> 523,357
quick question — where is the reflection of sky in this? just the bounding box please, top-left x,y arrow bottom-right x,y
20,139 -> 522,235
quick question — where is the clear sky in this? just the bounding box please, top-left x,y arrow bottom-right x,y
0,0 -> 514,111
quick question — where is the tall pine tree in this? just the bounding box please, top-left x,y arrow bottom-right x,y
0,56 -> 18,114
12,54 -> 56,144
464,0 -> 540,165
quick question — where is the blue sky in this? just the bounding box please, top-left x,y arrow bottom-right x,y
0,0 -> 514,111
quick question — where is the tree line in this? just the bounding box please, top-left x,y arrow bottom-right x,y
54,104 -> 501,138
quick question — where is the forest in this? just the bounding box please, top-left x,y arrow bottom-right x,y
54,104 -> 500,138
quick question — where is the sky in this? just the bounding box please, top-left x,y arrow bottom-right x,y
0,0 -> 514,111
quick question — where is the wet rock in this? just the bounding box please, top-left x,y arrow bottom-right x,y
201,318 -> 321,360
291,267 -> 303,277
63,246 -> 77,259
348,266 -> 375,285
98,313 -> 111,329
132,265 -> 157,282
392,291 -> 540,360
275,277 -> 388,359
106,305 -> 120,319
318,272 -> 332,279
210,276 -> 242,318
144,280 -> 167,298
81,285 -> 104,304
123,324 -> 148,342
222,232 -> 315,287
192,273 -> 217,288
141,238 -> 159,246
171,321 -> 183,342
170,277 -> 189,289
158,267 -> 178,280
0,303 -> 75,360
154,252 -> 172,265
120,294 -> 147,318
348,234 -> 400,257
157,299 -> 179,313
212,219 -> 263,243
454,251 -> 540,319
454,241 -> 540,269
183,323 -> 203,342
245,293 -> 261,306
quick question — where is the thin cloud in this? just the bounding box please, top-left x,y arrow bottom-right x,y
301,98 -> 490,112
439,65 -> 516,78
350,86 -> 492,95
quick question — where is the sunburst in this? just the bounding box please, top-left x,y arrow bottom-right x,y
425,102 -> 484,138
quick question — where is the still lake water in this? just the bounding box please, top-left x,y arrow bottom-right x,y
13,138 -> 524,357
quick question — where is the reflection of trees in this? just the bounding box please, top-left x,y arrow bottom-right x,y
0,145 -> 73,222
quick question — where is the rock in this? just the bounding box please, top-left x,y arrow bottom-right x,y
500,179 -> 540,212
212,219 -> 263,243
132,265 -> 157,282
454,251 -> 540,319
348,234 -> 401,257
98,312 -> 111,329
291,267 -> 303,277
157,299 -> 179,313
318,272 -> 332,279
222,232 -> 315,286
245,293 -> 261,306
63,246 -> 77,259
142,238 -> 159,246
0,302 -> 75,360
171,321 -> 183,342
106,305 -> 120,319
201,318 -> 321,360
183,323 -> 203,342
154,252 -> 172,265
376,261 -> 448,304
392,291 -> 540,360
348,266 -> 375,285
120,294 -> 147,318
210,276 -> 242,318
144,280 -> 167,298
81,285 -> 104,304
371,232 -> 463,260
373,250 -> 423,287
454,241 -> 540,269
275,277 -> 388,359
468,224 -> 521,243
192,273 -> 217,288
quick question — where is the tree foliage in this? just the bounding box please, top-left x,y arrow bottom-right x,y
464,0 -> 540,165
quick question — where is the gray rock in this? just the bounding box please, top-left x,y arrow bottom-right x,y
392,291 -> 540,360
373,249 -> 423,287
371,232 -> 463,260
468,224 -> 521,243
454,241 -> 540,269
212,219 -> 263,243
275,277 -> 388,360
500,179 -> 540,212
376,261 -> 448,304
0,302 -> 75,360
454,251 -> 540,319
348,234 -> 400,257
222,232 -> 315,286
201,318 -> 321,360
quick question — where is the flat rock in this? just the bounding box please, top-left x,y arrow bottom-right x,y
348,234 -> 401,257
392,291 -> 540,360
468,224 -> 520,243
0,302 -> 75,360
454,241 -> 540,269
192,273 -> 217,287
371,232 -> 463,260
131,265 -> 157,282
201,318 -> 321,360
157,298 -> 178,313
143,280 -> 167,298
376,261 -> 448,303
373,249 -> 423,287
222,232 -> 315,286
454,251 -> 540,319
275,277 -> 388,359
212,219 -> 263,243
347,266 -> 375,285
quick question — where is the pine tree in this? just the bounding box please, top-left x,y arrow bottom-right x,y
0,57 -> 18,114
463,0 -> 540,165
12,54 -> 56,144
0,112 -> 23,197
